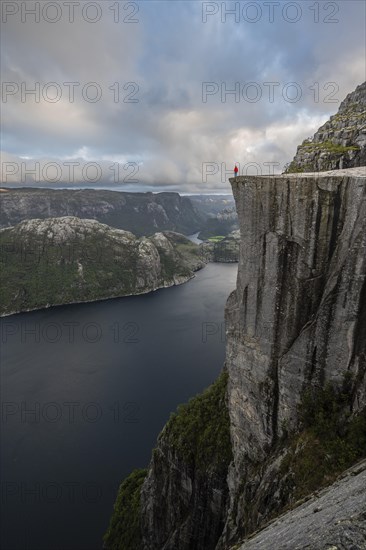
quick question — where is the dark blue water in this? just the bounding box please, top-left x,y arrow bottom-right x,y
0,263 -> 237,550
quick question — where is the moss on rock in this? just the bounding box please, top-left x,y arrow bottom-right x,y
280,377 -> 366,502
163,370 -> 233,473
103,469 -> 147,550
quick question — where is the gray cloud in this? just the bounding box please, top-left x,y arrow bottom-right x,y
1,0 -> 365,193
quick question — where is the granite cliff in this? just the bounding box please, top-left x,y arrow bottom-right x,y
286,81 -> 366,173
105,167 -> 366,549
221,167 -> 366,546
0,217 -> 205,316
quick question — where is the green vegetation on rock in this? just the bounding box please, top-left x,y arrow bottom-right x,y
163,370 -> 233,473
207,236 -> 226,242
0,218 -> 205,315
280,375 -> 366,502
103,469 -> 147,550
200,231 -> 240,263
285,164 -> 311,174
301,140 -> 360,153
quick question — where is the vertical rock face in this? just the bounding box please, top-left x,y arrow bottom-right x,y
223,167 -> 366,542
286,81 -> 366,172
141,440 -> 229,550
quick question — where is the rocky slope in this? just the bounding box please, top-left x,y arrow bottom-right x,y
286,81 -> 366,172
0,188 -> 203,236
0,217 -> 205,316
236,459 -> 366,550
105,167 -> 366,550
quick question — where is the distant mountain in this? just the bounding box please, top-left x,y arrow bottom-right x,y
198,206 -> 239,240
285,81 -> 366,172
0,188 -> 204,236
188,195 -> 236,218
0,217 -> 205,316
200,230 -> 240,263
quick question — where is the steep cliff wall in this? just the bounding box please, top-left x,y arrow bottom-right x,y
221,167 -> 366,545
227,167 -> 365,451
286,82 -> 366,173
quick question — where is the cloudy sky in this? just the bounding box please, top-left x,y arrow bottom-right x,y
1,0 -> 365,193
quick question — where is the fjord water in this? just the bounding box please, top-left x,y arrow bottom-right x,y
1,263 -> 237,550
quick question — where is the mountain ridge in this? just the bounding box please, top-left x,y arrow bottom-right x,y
0,216 -> 205,316
0,188 -> 204,236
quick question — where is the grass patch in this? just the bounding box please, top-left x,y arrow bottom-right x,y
103,469 -> 147,550
301,140 -> 360,154
207,236 -> 226,243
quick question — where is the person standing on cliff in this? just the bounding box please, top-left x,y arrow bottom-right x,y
234,164 -> 239,178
